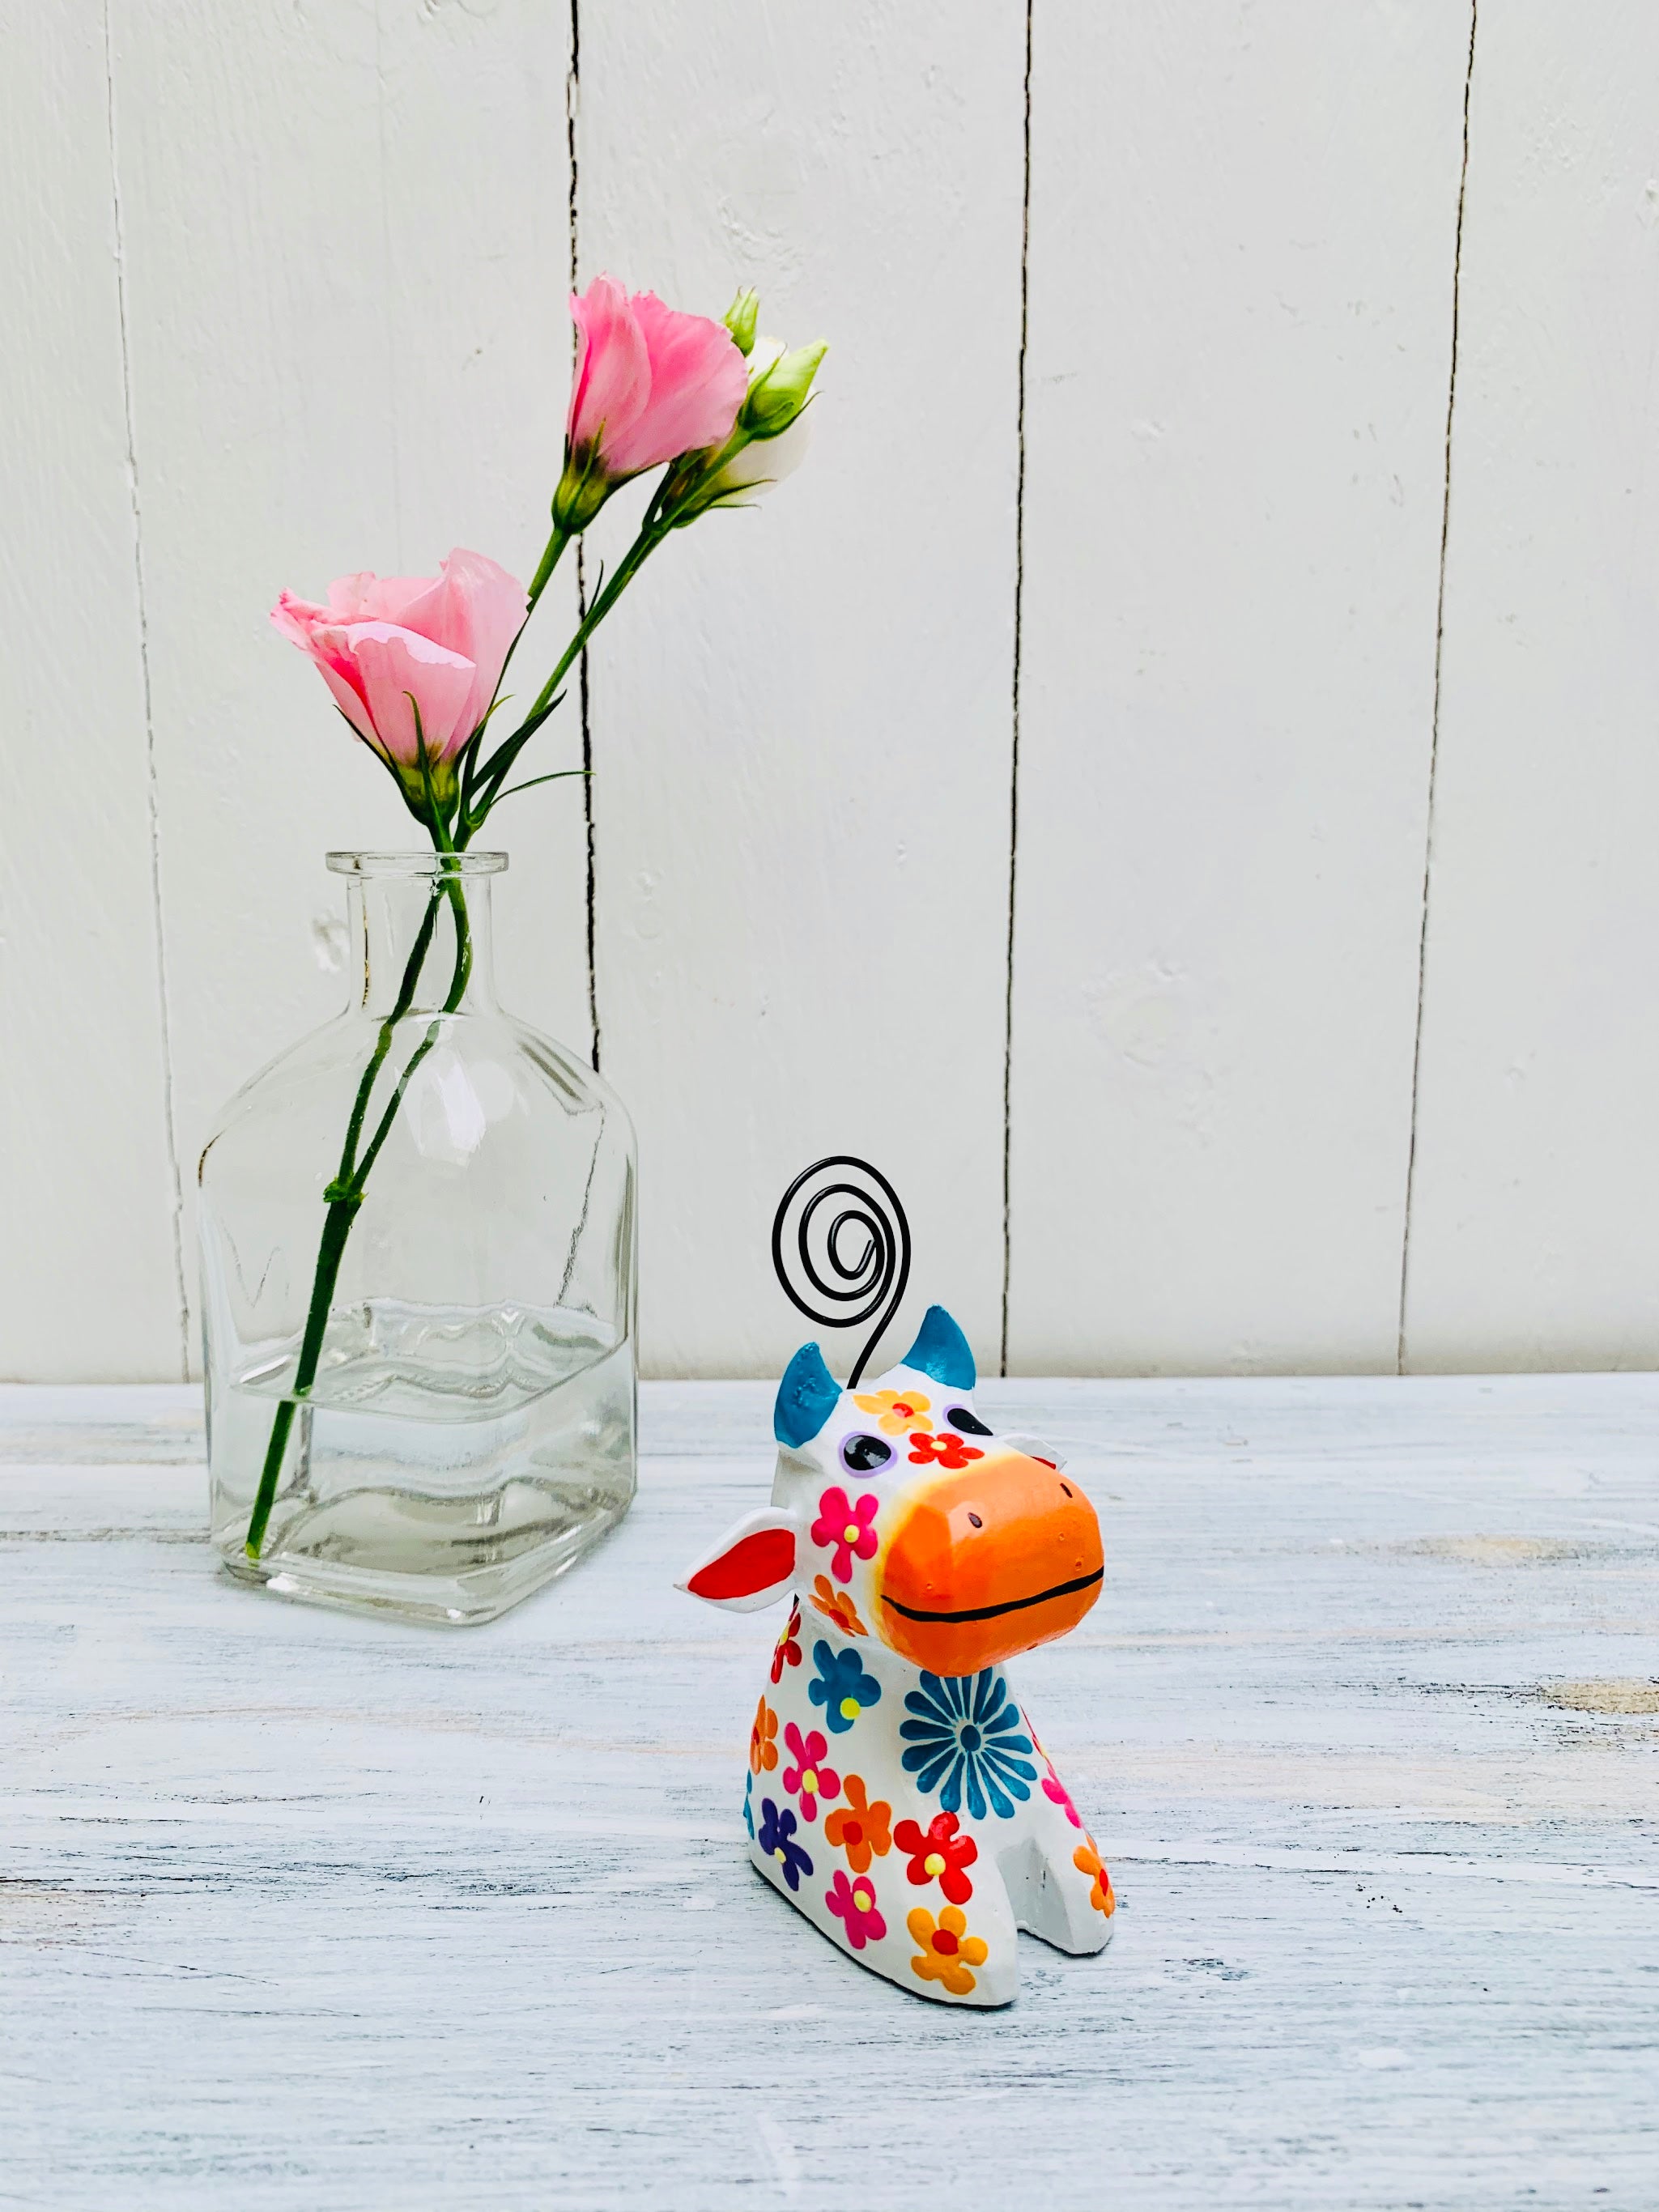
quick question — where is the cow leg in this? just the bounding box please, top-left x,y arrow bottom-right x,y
1002,1796 -> 1116,1956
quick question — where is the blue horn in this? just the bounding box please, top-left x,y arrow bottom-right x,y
774,1342 -> 842,1447
896,1305 -> 976,1391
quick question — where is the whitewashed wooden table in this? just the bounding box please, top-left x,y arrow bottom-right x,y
3,1376 -> 1657,2210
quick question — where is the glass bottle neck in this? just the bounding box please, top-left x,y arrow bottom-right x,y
345,870 -> 499,1018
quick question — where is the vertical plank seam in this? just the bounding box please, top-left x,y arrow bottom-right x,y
103,0 -> 190,1378
565,0 -> 600,1073
373,0 -> 405,567
999,0 -> 1035,1378
1397,0 -> 1478,1376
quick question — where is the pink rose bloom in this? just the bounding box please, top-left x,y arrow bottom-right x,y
555,275 -> 747,528
271,547 -> 526,781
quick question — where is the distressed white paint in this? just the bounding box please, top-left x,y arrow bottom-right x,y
1403,4 -> 1659,1372
0,7 -> 182,1378
2,1376 -> 1656,2206
6,3 -> 1659,1382
1007,2 -> 1472,1376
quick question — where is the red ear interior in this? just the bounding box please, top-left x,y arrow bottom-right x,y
687,1525 -> 796,1602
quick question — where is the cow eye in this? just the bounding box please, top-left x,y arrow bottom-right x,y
840,1432 -> 893,1474
945,1406 -> 993,1436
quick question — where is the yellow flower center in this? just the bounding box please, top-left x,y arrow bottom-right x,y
842,1522 -> 861,1544
853,1887 -> 872,1912
802,1769 -> 818,1793
840,1696 -> 860,1721
924,1852 -> 946,1877
772,1847 -> 786,1865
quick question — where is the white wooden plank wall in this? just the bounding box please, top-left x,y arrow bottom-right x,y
575,2 -> 1023,1378
1,9 -> 182,1379
1402,1 -> 1659,1372
3,2 -> 1656,1383
1010,0 -> 1471,1377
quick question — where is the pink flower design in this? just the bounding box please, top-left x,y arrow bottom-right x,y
271,549 -> 525,785
810,1486 -> 880,1585
781,1721 -> 841,1823
555,276 -> 747,529
825,1868 -> 887,1951
1042,1774 -> 1083,1829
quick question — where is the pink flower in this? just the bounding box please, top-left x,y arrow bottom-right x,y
555,276 -> 747,528
272,549 -> 526,790
810,1486 -> 880,1585
825,1869 -> 887,1951
781,1721 -> 840,1823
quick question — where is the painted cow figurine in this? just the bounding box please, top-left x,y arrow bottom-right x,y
678,1304 -> 1115,2006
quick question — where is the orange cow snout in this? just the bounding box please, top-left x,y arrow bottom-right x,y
874,1453 -> 1104,1673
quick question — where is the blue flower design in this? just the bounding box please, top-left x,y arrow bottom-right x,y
807,1640 -> 883,1735
900,1670 -> 1036,1819
743,1771 -> 755,1840
756,1797 -> 813,1891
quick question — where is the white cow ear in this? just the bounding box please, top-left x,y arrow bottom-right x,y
1001,1433 -> 1069,1471
677,1508 -> 800,1612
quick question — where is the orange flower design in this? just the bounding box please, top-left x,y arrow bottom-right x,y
823,1774 -> 892,1874
1074,1836 -> 1115,1916
853,1388 -> 933,1436
749,1695 -> 779,1776
907,1904 -> 989,1996
810,1573 -> 868,1638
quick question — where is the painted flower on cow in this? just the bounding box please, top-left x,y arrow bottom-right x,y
900,1670 -> 1036,1819
781,1721 -> 841,1823
750,1695 -> 780,1776
1042,1773 -> 1083,1829
825,1870 -> 887,1951
907,1905 -> 989,1997
743,1771 -> 755,1840
853,1389 -> 932,1436
811,1487 -> 879,1584
810,1574 -> 867,1639
1074,1837 -> 1116,1917
272,549 -> 526,815
823,1775 -> 892,1874
906,1431 -> 984,1470
809,1640 -> 883,1736
771,1601 -> 804,1685
553,275 -> 748,533
891,1810 -> 977,1905
756,1799 -> 812,1893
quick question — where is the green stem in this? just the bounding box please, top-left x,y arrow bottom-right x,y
491,522 -> 569,703
526,523 -> 569,614
243,870 -> 471,1560
505,520 -> 666,756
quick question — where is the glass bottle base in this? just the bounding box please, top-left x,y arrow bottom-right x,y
215,1478 -> 629,1626
208,1317 -> 636,1627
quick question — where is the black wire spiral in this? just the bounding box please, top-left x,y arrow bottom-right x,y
770,1157 -> 912,1390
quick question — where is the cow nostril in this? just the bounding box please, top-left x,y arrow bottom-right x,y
1060,1482 -> 1073,1498
967,1512 -> 983,1529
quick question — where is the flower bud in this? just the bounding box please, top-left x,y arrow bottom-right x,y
723,287 -> 761,358
741,338 -> 828,440
695,410 -> 814,512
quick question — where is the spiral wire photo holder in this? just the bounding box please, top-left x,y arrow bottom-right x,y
770,1156 -> 912,1389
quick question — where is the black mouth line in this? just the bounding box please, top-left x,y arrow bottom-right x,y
881,1566 -> 1104,1627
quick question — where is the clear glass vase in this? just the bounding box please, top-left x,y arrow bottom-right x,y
199,850 -> 636,1625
